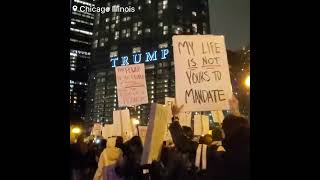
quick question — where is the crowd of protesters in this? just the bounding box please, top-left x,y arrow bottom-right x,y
71,95 -> 250,180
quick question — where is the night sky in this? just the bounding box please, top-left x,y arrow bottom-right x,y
209,0 -> 250,51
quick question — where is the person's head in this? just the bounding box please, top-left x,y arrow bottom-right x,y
222,115 -> 250,150
76,134 -> 85,143
99,139 -> 107,150
182,126 -> 193,139
222,115 -> 249,139
203,134 -> 213,145
125,136 -> 143,164
115,136 -> 124,148
212,127 -> 223,141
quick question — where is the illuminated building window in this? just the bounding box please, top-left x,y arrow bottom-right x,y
163,0 -> 168,9
93,40 -> 98,48
145,28 -> 151,33
158,42 -> 168,48
192,23 -> 197,33
126,29 -> 131,38
115,31 -> 119,40
110,51 -> 118,58
146,0 -> 151,4
74,100 -> 77,104
173,26 -> 183,34
132,47 -> 141,53
176,5 -> 183,10
159,22 -> 163,27
99,40 -> 104,47
163,26 -> 168,35
192,11 -> 197,16
138,30 -> 142,35
106,18 -> 110,23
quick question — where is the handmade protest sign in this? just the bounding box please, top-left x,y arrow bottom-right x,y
179,112 -> 192,127
138,125 -> 148,145
141,104 -> 169,165
172,35 -> 233,112
211,110 -> 225,124
92,123 -> 102,136
115,64 -> 148,107
193,114 -> 209,136
112,109 -> 133,141
102,124 -> 113,139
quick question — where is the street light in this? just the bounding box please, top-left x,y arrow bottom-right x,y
245,75 -> 250,88
133,118 -> 140,125
71,127 -> 81,134
132,118 -> 140,136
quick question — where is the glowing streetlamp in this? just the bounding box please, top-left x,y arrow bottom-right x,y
132,118 -> 140,136
71,127 -> 81,134
245,75 -> 250,88
133,118 -> 140,125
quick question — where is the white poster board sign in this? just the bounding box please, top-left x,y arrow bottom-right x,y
179,112 -> 192,127
102,124 -> 113,139
172,35 -> 233,112
141,104 -> 169,165
115,64 -> 148,107
193,115 -> 210,136
92,123 -> 102,136
112,109 -> 133,141
138,125 -> 148,145
211,110 -> 225,124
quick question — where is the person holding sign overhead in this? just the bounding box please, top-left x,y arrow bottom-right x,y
169,95 -> 249,180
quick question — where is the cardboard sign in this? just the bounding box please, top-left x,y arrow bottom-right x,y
138,125 -> 148,145
172,35 -> 233,112
178,112 -> 192,127
102,124 -> 113,139
211,110 -> 225,124
115,64 -> 148,107
112,109 -> 133,141
141,104 -> 169,165
193,115 -> 210,136
92,123 -> 102,136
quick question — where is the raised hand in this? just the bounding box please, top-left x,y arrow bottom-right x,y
171,104 -> 184,117
229,95 -> 241,116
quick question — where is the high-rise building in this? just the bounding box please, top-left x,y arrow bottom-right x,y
70,0 -> 95,122
86,0 -> 210,124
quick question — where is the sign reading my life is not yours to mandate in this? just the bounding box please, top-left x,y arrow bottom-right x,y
115,63 -> 148,107
173,35 -> 233,112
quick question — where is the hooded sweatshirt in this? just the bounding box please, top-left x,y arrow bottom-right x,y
94,138 -> 123,180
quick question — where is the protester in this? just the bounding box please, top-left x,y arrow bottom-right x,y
115,136 -> 125,152
115,136 -> 144,180
86,141 -> 98,179
220,114 -> 250,180
93,137 -> 123,180
71,135 -> 87,180
168,95 -> 250,180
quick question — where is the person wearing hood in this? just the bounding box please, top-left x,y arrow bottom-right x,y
93,137 -> 123,180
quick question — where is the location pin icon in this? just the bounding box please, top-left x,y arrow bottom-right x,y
72,5 -> 77,11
